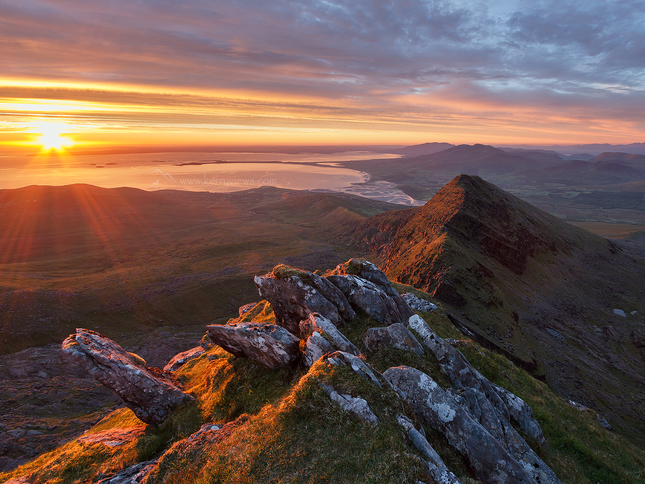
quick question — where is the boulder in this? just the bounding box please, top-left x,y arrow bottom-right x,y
254,267 -> 355,333
320,383 -> 378,424
327,274 -> 408,326
332,259 -> 414,320
302,332 -> 336,367
401,293 -> 437,313
62,329 -> 194,426
363,323 -> 424,356
206,322 -> 300,369
300,313 -> 360,356
491,382 -> 546,446
383,366 -> 534,484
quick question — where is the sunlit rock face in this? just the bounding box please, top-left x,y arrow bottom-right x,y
206,322 -> 300,369
62,328 -> 193,426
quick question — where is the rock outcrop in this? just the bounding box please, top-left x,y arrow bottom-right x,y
299,313 -> 360,356
61,329 -> 193,426
206,322 -> 300,369
384,366 -> 534,484
254,266 -> 356,332
363,323 -> 424,356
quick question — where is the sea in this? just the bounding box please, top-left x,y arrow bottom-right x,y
0,150 -> 423,206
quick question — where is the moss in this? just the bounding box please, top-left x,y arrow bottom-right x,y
272,263 -> 315,285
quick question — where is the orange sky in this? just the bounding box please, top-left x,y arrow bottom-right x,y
1,1 -> 644,152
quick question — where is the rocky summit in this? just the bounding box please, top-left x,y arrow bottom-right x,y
0,259 -> 581,483
354,174 -> 645,440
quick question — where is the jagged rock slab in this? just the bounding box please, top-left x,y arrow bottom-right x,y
206,322 -> 300,369
302,331 -> 336,367
333,258 -> 414,321
491,382 -> 546,445
327,274 -> 410,326
62,329 -> 194,426
254,268 -> 355,333
363,323 -> 424,356
402,293 -> 437,313
384,366 -> 534,484
300,313 -> 360,356
397,415 -> 462,484
409,315 -> 509,418
409,314 -> 547,446
456,388 -> 559,483
320,383 -> 378,423
96,460 -> 158,484
163,346 -> 205,373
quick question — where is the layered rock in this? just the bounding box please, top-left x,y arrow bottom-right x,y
62,329 -> 193,426
363,323 -> 424,356
332,258 -> 414,321
409,314 -> 546,445
300,313 -> 360,359
396,415 -> 462,484
402,293 -> 437,313
384,366 -> 534,484
206,322 -> 300,369
254,266 -> 355,333
327,274 -> 410,326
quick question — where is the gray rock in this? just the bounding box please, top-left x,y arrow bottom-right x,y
363,323 -> 424,356
320,383 -> 378,424
402,293 -> 438,313
333,259 -> 414,321
327,274 -> 408,326
96,461 -> 158,484
303,332 -> 335,367
254,269 -> 355,333
396,415 -> 462,484
300,313 -> 360,356
491,382 -> 546,446
206,322 -> 300,370
384,366 -> 534,484
163,346 -> 205,373
459,388 -> 560,483
62,329 -> 193,426
323,351 -> 382,388
99,463 -> 155,484
408,315 -> 509,419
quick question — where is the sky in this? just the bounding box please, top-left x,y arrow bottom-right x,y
1,0 -> 645,151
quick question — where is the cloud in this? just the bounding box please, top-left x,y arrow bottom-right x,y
1,0 -> 644,143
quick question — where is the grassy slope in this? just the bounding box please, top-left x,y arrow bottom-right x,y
2,285 -> 643,484
0,185 -> 401,354
356,175 -> 645,445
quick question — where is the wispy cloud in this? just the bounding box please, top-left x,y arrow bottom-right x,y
1,0 -> 644,145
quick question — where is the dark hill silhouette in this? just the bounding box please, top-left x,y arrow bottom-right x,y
354,175 -> 645,442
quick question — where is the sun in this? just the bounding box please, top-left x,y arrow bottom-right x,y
35,122 -> 75,151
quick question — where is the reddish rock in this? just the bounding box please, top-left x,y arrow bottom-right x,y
62,329 -> 193,426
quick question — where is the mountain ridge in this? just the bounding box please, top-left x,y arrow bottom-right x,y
354,175 -> 645,442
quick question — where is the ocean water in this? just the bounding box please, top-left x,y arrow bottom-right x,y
0,150 -> 423,205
